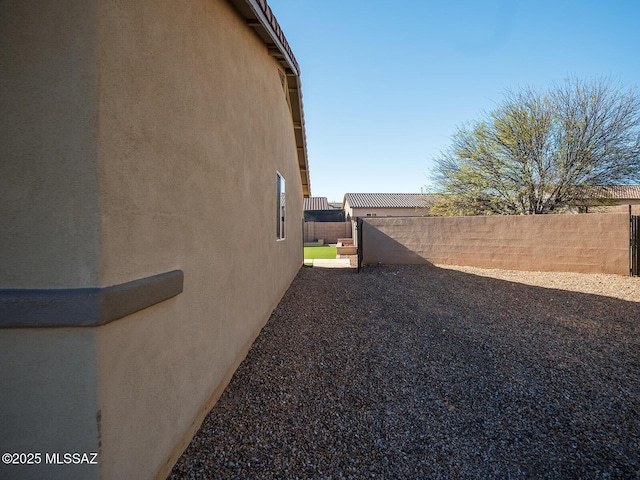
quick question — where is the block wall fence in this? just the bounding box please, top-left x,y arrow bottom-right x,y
303,221 -> 351,244
361,214 -> 631,275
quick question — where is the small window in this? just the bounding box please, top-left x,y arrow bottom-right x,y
276,172 -> 285,240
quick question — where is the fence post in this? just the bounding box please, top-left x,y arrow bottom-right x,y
356,217 -> 363,273
631,208 -> 639,276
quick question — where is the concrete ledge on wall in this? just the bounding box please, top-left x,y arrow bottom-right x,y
0,270 -> 184,328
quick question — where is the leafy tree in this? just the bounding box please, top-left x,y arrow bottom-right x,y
430,77 -> 640,215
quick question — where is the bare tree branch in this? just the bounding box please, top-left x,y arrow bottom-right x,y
431,77 -> 640,215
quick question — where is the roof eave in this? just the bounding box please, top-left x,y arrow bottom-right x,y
228,0 -> 311,197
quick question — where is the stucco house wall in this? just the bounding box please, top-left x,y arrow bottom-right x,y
343,194 -> 433,222
579,203 -> 640,214
572,186 -> 640,214
0,1 -> 308,479
347,207 -> 430,218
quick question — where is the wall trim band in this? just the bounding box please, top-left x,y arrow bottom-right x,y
0,270 -> 184,328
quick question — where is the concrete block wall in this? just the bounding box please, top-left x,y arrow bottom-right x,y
362,214 -> 631,275
303,221 -> 351,244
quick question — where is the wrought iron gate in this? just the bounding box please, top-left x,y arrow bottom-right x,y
356,217 -> 363,273
632,215 -> 640,276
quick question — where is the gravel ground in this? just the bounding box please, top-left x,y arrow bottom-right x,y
337,254 -> 358,268
169,265 -> 640,479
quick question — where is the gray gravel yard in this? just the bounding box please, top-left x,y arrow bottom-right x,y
169,265 -> 640,479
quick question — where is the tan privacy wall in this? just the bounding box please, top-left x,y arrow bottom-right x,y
345,207 -> 429,244
362,214 -> 630,275
304,222 -> 352,243
1,1 -> 304,479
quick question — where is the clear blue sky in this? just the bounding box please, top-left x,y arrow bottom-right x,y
267,0 -> 640,202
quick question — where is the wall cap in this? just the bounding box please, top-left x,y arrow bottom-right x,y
0,270 -> 184,328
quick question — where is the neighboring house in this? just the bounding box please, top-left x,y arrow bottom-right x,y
304,196 -> 330,211
574,185 -> 640,213
343,193 -> 438,243
303,197 -> 348,242
0,1 -> 309,479
304,196 -> 345,222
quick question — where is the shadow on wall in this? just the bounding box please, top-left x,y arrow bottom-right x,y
361,221 -> 431,266
360,214 -> 630,275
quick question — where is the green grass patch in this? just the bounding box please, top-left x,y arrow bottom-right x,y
304,246 -> 337,259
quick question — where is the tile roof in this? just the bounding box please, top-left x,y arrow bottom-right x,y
580,185 -> 640,199
344,193 -> 439,209
252,0 -> 299,73
304,197 -> 329,210
231,0 -> 310,196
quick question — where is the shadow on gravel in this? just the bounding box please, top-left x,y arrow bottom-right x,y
169,265 -> 640,479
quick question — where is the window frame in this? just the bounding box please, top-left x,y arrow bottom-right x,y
276,172 -> 286,241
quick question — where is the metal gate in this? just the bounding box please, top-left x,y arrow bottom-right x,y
632,215 -> 640,276
356,217 -> 363,273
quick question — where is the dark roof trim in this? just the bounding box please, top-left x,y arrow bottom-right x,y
228,0 -> 311,197
243,0 -> 299,75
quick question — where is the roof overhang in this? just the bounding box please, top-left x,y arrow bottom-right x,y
227,0 -> 311,197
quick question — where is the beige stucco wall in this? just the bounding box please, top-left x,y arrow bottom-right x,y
1,1 -> 304,479
0,330 -> 100,480
1,2 -> 102,479
347,207 -> 430,219
362,214 -> 630,275
0,0 -> 101,289
583,203 -> 640,214
97,0 -> 303,478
